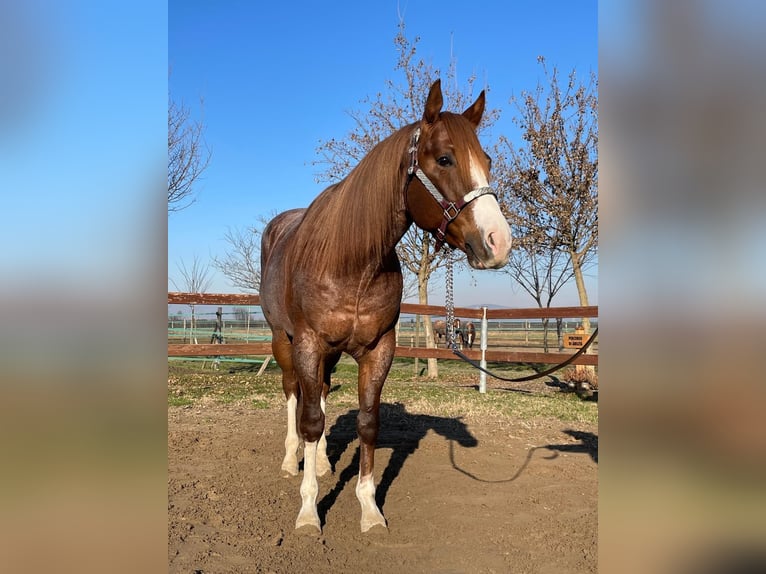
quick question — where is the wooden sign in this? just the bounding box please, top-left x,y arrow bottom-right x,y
563,333 -> 587,349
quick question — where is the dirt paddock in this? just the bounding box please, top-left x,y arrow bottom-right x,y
168,383 -> 597,574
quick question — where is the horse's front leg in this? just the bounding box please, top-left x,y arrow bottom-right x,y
292,337 -> 328,532
315,353 -> 339,477
355,329 -> 395,532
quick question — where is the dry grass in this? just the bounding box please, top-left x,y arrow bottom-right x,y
168,357 -> 597,425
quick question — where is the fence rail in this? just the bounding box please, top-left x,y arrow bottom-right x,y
168,292 -> 598,366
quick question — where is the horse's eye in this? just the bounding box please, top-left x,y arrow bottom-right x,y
437,155 -> 453,167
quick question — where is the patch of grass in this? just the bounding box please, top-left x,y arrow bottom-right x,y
168,395 -> 194,407
251,398 -> 271,409
168,363 -> 284,407
168,357 -> 598,425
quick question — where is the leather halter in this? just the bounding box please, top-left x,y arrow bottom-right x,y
404,127 -> 496,251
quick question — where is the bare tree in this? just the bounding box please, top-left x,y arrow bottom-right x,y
170,255 -> 215,343
504,234 -> 575,350
171,254 -> 214,293
168,90 -> 211,213
212,225 -> 263,292
496,58 -> 598,332
400,274 -> 419,303
314,21 -> 500,377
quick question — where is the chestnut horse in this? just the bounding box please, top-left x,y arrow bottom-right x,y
461,320 -> 477,349
433,317 -> 462,348
259,80 -> 512,533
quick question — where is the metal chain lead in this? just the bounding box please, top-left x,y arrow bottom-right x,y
444,245 -> 458,350
441,241 -> 600,384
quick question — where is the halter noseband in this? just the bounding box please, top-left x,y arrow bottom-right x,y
404,127 -> 496,251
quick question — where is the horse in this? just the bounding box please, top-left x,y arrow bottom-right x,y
259,79 -> 512,534
433,317 -> 462,348
461,320 -> 476,349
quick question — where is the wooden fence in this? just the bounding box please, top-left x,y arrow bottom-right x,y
168,292 -> 598,367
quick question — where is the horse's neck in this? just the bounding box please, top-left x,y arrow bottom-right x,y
299,183 -> 410,277
385,211 -> 412,253
287,123 -> 416,280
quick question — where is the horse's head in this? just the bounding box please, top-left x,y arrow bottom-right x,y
405,80 -> 512,269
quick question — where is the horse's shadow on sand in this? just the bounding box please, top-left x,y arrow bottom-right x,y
317,401 -> 477,524
314,403 -> 598,525
548,429 -> 598,463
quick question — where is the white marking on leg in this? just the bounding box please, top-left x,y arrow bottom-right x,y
316,395 -> 331,476
295,440 -> 321,531
281,395 -> 300,476
356,473 -> 386,532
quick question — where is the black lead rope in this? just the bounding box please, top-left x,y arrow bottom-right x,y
439,234 -> 597,384
451,327 -> 598,383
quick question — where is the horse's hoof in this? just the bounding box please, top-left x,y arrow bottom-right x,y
281,460 -> 299,477
360,515 -> 387,533
316,458 -> 332,477
295,514 -> 321,534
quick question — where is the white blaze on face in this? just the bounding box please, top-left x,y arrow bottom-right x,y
469,151 -> 491,189
468,152 -> 512,261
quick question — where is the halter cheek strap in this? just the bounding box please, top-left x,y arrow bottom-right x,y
405,127 -> 496,251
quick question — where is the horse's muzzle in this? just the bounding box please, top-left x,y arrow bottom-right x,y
465,228 -> 511,268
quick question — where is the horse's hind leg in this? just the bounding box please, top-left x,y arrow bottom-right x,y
316,352 -> 340,477
272,330 -> 300,476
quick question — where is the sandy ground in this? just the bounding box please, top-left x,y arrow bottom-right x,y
168,395 -> 597,574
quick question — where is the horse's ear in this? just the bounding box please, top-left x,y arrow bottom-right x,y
423,79 -> 443,125
462,90 -> 485,128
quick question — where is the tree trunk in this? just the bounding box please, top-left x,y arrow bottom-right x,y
571,250 -> 594,379
190,304 -> 198,345
571,251 -> 591,332
418,241 -> 438,378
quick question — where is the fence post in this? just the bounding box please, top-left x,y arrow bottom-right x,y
479,306 -> 488,394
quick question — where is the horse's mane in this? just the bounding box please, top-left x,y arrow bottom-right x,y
289,112 -> 484,278
289,123 -> 415,277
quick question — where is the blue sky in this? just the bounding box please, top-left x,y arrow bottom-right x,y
169,0 -> 598,307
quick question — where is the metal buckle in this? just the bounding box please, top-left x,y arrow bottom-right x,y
434,227 -> 447,250
407,128 -> 421,175
443,203 -> 460,221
